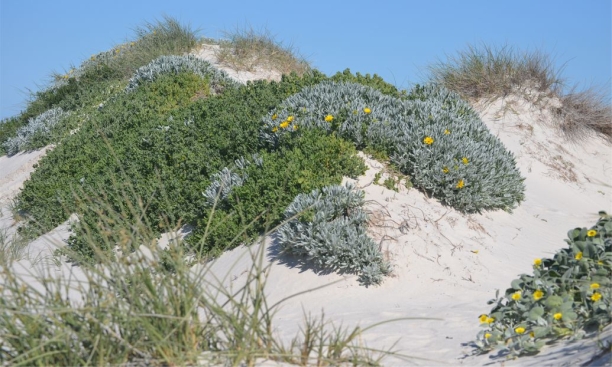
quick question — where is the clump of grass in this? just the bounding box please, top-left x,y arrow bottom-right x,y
556,84 -> 612,142
215,25 -> 310,76
428,43 -> 562,101
429,43 -> 612,142
0,165 -> 407,366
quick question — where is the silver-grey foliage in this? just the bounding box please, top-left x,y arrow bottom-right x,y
202,154 -> 263,207
277,183 -> 391,286
2,107 -> 70,156
125,55 -> 239,93
262,81 -> 525,213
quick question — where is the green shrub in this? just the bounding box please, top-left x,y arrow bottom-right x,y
16,70 -> 330,262
474,211 -> 611,358
330,68 -> 406,98
277,183 -> 391,286
186,128 -> 366,256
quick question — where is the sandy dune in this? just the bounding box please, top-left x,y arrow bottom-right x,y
1,46 -> 610,366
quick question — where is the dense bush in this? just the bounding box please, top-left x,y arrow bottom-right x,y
16,70 -> 333,261
393,84 -> 525,212
2,107 -> 70,155
262,81 -> 524,212
277,183 -> 391,286
329,68 -> 407,98
186,128 -> 366,256
474,211 -> 611,357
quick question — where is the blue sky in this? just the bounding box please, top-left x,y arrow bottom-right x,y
1,0 -> 610,120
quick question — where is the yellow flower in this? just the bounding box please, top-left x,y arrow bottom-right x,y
591,292 -> 602,302
363,107 -> 372,114
533,290 -> 544,301
515,327 -> 526,334
423,136 -> 434,145
587,229 -> 597,237
598,260 -> 604,265
553,313 -> 562,320
293,125 -> 298,131
511,291 -> 521,301
534,258 -> 542,266
484,333 -> 492,339
485,317 -> 495,324
287,115 -> 294,122
442,167 -> 449,174
590,283 -> 600,290
456,179 -> 465,189
271,113 -> 278,120
462,157 -> 469,165
479,314 -> 488,323
529,332 -> 535,338
324,115 -> 334,122
279,121 -> 290,129
444,129 -> 450,135
271,126 -> 278,133
575,252 -> 583,260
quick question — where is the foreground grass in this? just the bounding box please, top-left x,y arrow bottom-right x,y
0,183 -> 413,366
429,43 -> 612,142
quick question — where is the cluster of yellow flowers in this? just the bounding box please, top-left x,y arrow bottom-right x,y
271,114 -> 297,133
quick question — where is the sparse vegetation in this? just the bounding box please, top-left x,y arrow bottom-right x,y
216,25 -> 311,76
429,43 -> 612,142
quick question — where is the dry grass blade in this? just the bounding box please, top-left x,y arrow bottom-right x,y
556,84 -> 612,142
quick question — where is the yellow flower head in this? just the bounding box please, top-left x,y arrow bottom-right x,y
287,115 -> 294,122
462,157 -> 469,165
591,292 -> 602,302
587,229 -> 597,237
529,331 -> 535,338
271,126 -> 278,133
533,290 -> 544,301
511,291 -> 521,301
598,260 -> 604,265
484,333 -> 492,339
443,167 -> 449,174
363,107 -> 372,114
479,314 -> 488,323
271,113 -> 278,120
456,179 -> 465,189
444,129 -> 450,135
485,317 -> 495,324
534,258 -> 542,266
293,125 -> 298,131
423,136 -> 434,145
324,115 -> 334,122
515,327 -> 526,334
279,121 -> 290,129
575,252 -> 583,260
553,312 -> 562,320
590,283 -> 600,290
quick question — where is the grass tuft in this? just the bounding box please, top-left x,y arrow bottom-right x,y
429,42 -> 611,142
215,25 -> 311,76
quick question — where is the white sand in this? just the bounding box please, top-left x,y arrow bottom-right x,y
1,48 -> 610,366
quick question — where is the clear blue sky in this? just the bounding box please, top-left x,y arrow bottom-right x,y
1,0 -> 610,120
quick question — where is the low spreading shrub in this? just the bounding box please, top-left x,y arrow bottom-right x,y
262,81 -> 524,212
125,55 -> 239,93
474,211 -> 611,358
277,183 -> 391,286
2,107 -> 70,155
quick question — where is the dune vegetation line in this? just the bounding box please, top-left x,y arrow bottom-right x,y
0,16 -> 610,366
